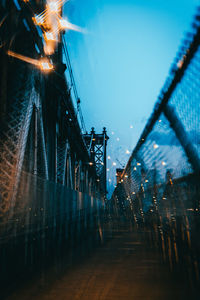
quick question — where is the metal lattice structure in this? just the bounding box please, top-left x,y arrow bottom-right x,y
0,0 -> 107,217
112,9 -> 200,289
84,127 -> 109,195
0,0 -> 109,288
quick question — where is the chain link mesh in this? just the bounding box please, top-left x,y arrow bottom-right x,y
112,12 -> 200,287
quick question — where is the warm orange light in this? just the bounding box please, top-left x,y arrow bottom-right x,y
44,31 -> 56,41
7,50 -> 38,66
32,0 -> 82,56
7,50 -> 53,72
48,2 -> 60,13
47,0 -> 63,13
32,15 -> 45,26
44,42 -> 55,55
39,58 -> 54,71
177,55 -> 186,69
177,60 -> 184,69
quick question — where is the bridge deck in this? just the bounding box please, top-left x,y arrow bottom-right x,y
6,225 -> 192,300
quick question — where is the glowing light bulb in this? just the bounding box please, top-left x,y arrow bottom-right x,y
107,156 -> 111,160
39,58 -> 54,71
153,144 -> 159,149
177,55 -> 186,69
44,31 -> 55,41
113,162 -> 116,166
126,150 -> 130,154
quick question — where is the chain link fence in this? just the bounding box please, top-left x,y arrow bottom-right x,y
112,10 -> 200,291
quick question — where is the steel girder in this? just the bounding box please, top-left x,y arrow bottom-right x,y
0,1 -> 103,221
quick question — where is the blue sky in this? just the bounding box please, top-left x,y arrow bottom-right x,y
63,0 -> 198,195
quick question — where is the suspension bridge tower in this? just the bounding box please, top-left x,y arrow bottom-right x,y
83,127 -> 109,196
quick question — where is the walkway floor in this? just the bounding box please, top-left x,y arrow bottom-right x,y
6,226 -> 193,300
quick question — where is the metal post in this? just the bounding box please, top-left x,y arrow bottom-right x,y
38,109 -> 49,180
103,127 -> 107,195
33,106 -> 38,176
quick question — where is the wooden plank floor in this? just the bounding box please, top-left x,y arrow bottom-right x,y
5,226 -> 194,300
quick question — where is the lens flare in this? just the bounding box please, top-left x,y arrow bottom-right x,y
39,58 -> 54,71
47,1 -> 61,13
31,0 -> 83,55
7,50 -> 53,72
44,31 -> 57,41
32,15 -> 45,26
59,18 -> 84,33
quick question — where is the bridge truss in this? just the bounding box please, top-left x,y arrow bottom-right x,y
0,0 -> 109,288
0,0 -> 108,217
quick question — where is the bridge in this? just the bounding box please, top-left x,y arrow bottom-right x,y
0,1 -> 200,299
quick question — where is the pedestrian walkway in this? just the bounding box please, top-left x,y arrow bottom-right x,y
6,226 -> 193,300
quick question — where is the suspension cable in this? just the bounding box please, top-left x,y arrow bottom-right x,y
62,35 -> 87,134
